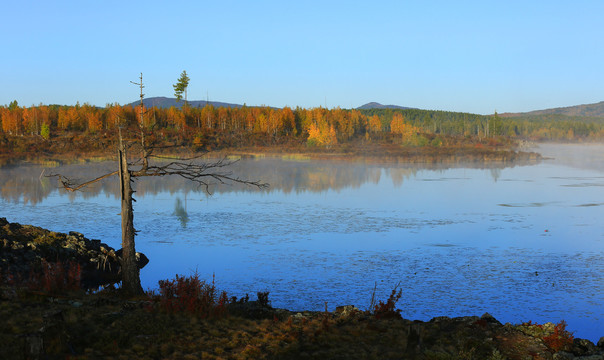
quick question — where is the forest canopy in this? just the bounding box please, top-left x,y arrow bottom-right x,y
1,101 -> 603,150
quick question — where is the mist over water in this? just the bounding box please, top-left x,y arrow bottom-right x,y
1,144 -> 603,342
534,142 -> 604,171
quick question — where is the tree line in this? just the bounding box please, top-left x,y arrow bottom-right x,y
2,100 -> 604,145
360,108 -> 604,141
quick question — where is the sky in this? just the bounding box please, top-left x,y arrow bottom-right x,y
2,0 -> 604,115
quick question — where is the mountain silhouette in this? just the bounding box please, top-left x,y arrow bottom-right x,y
126,96 -> 244,109
356,102 -> 414,110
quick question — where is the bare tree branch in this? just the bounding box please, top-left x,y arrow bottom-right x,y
47,171 -> 119,192
48,156 -> 267,194
130,157 -> 268,194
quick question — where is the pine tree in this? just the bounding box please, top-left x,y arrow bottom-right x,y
173,70 -> 190,106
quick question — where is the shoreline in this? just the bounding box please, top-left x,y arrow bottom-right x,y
0,130 -> 542,168
1,146 -> 542,170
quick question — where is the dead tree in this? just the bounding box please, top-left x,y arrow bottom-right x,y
49,74 -> 267,295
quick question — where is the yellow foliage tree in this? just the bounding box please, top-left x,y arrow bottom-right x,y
391,113 -> 420,143
390,113 -> 404,134
369,114 -> 381,133
307,121 -> 337,147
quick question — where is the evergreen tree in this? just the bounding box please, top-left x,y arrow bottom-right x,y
173,70 -> 190,106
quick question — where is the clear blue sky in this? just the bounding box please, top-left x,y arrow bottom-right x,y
2,0 -> 603,114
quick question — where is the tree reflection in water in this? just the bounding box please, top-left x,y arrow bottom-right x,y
0,157 -> 527,204
173,197 -> 189,228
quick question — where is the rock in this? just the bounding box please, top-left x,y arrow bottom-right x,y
335,305 -> 359,317
0,218 -> 148,290
481,312 -> 502,325
8,222 -> 22,232
598,337 -> 604,348
458,316 -> 480,323
572,338 -> 599,356
553,351 -> 575,359
114,249 -> 149,270
430,316 -> 451,322
69,231 -> 84,238
136,252 -> 149,269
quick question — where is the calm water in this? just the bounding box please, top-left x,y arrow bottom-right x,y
1,144 -> 603,342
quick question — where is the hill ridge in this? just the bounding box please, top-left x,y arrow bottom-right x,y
356,102 -> 414,110
126,98 -> 604,118
501,100 -> 604,118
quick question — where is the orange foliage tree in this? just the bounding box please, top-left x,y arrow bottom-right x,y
57,106 -> 84,131
280,106 -> 296,136
105,104 -> 125,129
22,106 -> 38,134
167,106 -> 186,131
81,104 -> 103,132
38,105 -> 51,132
1,106 -> 23,134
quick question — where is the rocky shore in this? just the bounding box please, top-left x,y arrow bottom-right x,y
1,290 -> 603,359
1,219 -> 603,359
0,217 -> 147,290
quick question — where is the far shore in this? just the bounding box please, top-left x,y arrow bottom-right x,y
1,135 -> 543,168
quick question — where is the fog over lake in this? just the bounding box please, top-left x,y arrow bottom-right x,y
1,143 -> 603,342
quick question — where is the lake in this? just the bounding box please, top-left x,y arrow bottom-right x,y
1,143 -> 603,342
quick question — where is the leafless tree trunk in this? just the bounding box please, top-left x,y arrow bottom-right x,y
118,136 -> 143,295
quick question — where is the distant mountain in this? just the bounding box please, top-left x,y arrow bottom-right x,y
126,96 -> 244,109
356,102 -> 413,110
502,101 -> 604,118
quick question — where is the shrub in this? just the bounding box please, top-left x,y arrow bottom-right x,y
41,123 -> 50,140
1,260 -> 83,293
542,321 -> 574,352
153,271 -> 228,319
372,283 -> 403,319
257,291 -> 270,307
430,137 -> 443,147
518,320 -> 574,352
40,260 -> 82,293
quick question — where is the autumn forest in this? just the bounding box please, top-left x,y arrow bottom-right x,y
1,99 -> 603,163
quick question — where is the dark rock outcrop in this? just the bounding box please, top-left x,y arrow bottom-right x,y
0,217 -> 147,289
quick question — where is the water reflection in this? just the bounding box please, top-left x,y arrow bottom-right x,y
0,157 -> 534,204
173,197 -> 189,228
490,168 -> 501,182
